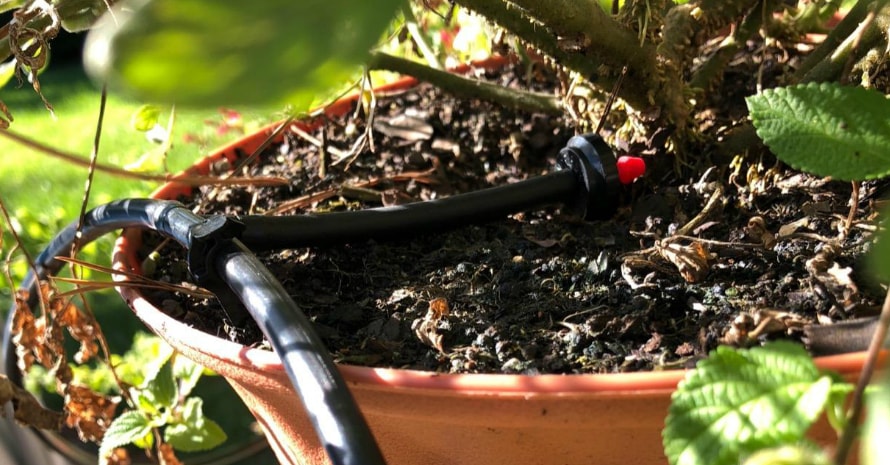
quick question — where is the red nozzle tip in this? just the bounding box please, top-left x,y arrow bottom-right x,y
617,156 -> 646,184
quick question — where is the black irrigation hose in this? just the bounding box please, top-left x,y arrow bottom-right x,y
239,170 -> 578,250
2,134 -> 641,465
237,133 -> 626,251
2,199 -> 386,465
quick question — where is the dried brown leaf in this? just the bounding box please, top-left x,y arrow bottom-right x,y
65,385 -> 120,443
0,100 -> 12,129
744,216 -> 777,249
105,448 -> 132,465
657,241 -> 710,283
777,217 -> 810,238
11,290 -> 39,371
57,301 -> 100,363
159,442 -> 184,465
412,298 -> 450,353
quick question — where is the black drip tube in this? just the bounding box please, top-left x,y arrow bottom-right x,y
238,133 -> 622,251
3,134 -> 637,465
2,199 -> 387,465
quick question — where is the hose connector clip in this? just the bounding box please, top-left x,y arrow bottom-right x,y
187,215 -> 249,324
556,134 -> 621,221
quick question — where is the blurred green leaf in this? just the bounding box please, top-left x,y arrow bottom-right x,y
862,370 -> 890,465
0,59 -> 17,89
144,358 -> 177,409
173,355 -> 206,399
747,83 -> 890,181
663,342 -> 839,465
84,0 -> 404,108
869,212 -> 890,281
57,0 -> 111,32
165,398 -> 227,452
742,445 -> 830,465
131,104 -> 161,131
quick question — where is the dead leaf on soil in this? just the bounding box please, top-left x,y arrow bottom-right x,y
372,112 -> 433,141
722,308 -> 808,345
777,217 -> 810,238
744,216 -> 777,249
825,263 -> 855,289
412,297 -> 450,353
657,241 -> 710,283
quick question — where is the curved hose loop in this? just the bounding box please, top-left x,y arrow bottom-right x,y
2,198 -> 384,465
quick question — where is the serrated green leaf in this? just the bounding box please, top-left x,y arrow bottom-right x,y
165,398 -> 227,452
131,104 -> 161,132
144,358 -> 177,409
663,342 -> 834,465
98,410 -> 152,464
747,83 -> 890,181
84,0 -> 404,108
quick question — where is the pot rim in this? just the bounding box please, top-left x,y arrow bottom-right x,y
112,54 -> 874,397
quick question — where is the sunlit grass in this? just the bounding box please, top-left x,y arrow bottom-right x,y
0,64 -> 278,321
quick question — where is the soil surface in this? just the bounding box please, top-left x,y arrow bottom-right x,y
139,58 -> 886,375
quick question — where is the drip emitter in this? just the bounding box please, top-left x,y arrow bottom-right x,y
3,134 -> 644,465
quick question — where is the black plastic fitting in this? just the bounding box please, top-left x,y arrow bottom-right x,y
556,133 -> 620,220
186,215 -> 250,325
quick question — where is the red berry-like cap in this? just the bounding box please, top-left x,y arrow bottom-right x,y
616,156 -> 645,184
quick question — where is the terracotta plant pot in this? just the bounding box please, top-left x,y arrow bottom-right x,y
113,62 -> 872,465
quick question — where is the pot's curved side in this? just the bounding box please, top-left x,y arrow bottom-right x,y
112,56 -> 872,465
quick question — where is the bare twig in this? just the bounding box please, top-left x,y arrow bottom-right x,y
833,285 -> 890,465
675,184 -> 726,237
369,51 -> 562,115
0,129 -> 288,187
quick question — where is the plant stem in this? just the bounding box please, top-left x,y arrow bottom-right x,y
795,0 -> 878,80
833,286 -> 890,465
507,0 -> 649,71
690,0 -> 772,91
454,0 -> 594,74
493,0 -> 660,112
801,4 -> 890,83
368,51 -> 562,115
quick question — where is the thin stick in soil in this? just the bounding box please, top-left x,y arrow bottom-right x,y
832,285 -> 890,465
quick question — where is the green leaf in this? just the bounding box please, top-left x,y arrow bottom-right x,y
144,358 -> 177,409
868,209 -> 890,281
84,0 -> 404,108
98,410 -> 152,464
164,398 -> 227,452
131,104 -> 161,132
746,82 -> 890,181
742,445 -> 830,465
0,59 -> 17,89
663,342 -> 834,465
862,370 -> 890,465
861,370 -> 890,465
57,0 -> 111,32
172,356 -> 205,399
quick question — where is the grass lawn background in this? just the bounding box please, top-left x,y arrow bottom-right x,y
0,63 -> 279,460
0,64 -> 277,328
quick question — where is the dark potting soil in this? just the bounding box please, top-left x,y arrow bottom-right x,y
138,59 -> 886,375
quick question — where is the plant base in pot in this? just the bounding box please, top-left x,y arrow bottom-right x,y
114,60 -> 878,465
